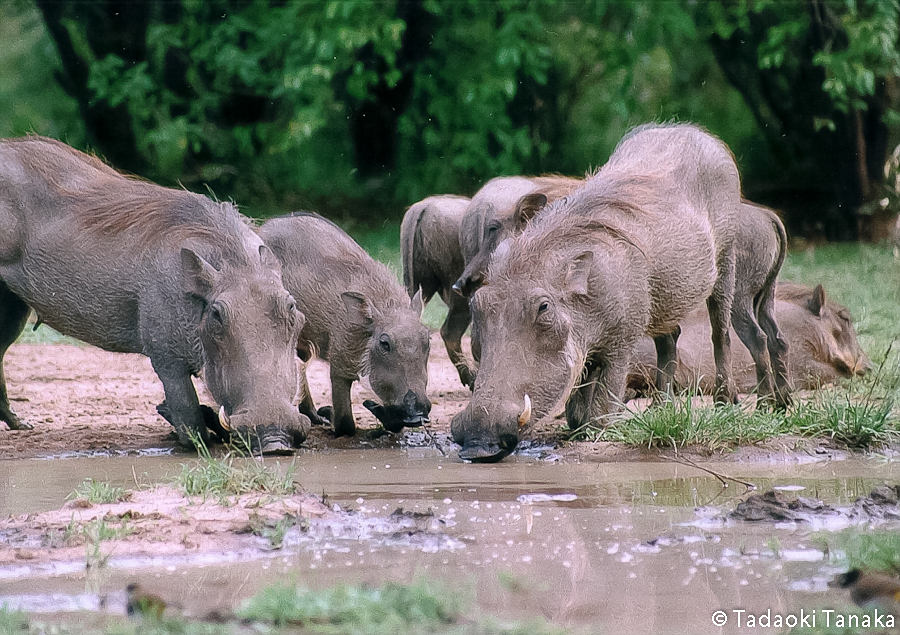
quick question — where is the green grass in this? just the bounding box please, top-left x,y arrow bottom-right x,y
0,579 -> 571,635
819,530 -> 900,572
573,393 -> 784,449
66,479 -> 130,505
176,435 -> 298,501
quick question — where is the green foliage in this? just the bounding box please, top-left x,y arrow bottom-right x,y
784,389 -> 897,449
0,2 -> 83,142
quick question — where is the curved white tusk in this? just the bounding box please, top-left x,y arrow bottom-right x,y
218,405 -> 231,431
517,393 -> 532,427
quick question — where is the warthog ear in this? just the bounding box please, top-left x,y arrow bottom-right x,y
181,248 -> 219,297
410,287 -> 424,316
808,284 -> 826,317
514,193 -> 548,231
342,291 -> 375,328
258,244 -> 282,274
564,251 -> 593,296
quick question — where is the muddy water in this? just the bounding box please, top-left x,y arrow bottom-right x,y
1,450 -> 898,634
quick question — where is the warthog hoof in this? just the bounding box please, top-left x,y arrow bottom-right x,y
156,401 -> 210,449
315,406 -> 333,424
362,399 -> 429,434
0,405 -> 33,431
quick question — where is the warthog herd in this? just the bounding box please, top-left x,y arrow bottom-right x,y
0,124 -> 873,461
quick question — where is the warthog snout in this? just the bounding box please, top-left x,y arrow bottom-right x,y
363,390 -> 432,434
451,401 -> 523,463
224,402 -> 310,455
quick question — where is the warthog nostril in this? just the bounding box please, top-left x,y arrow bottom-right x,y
518,394 -> 532,427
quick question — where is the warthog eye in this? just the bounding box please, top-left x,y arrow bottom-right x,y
538,301 -> 550,314
379,334 -> 392,353
208,303 -> 225,326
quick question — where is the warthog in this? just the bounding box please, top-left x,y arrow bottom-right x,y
400,195 -> 472,387
259,212 -> 431,436
0,136 -> 309,454
452,123 -> 743,461
460,192 -> 790,407
453,175 -> 582,298
628,282 -> 872,395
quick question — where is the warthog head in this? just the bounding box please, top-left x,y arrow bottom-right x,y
793,283 -> 873,379
344,289 -> 432,433
183,241 -> 310,453
452,243 -> 592,462
453,192 -> 547,298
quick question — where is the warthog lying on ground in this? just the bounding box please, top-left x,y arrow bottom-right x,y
452,123 -> 744,461
0,136 -> 308,453
400,195 -> 472,387
628,282 -> 872,395
260,213 -> 431,436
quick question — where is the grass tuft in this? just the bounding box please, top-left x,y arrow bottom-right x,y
237,578 -> 462,631
819,530 -> 900,572
66,479 -> 130,505
573,391 -> 790,450
176,434 -> 297,501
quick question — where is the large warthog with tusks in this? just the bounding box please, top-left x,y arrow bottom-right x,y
260,213 -> 431,436
400,195 -> 472,387
0,136 -> 309,454
452,123 -> 745,461
627,282 -> 872,395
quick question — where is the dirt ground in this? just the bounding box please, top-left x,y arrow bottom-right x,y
0,332 -> 480,459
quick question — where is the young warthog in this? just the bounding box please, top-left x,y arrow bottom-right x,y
628,282 -> 872,395
259,213 -> 431,436
453,175 -> 582,298
0,136 -> 309,453
400,195 -> 472,387
452,123 -> 743,461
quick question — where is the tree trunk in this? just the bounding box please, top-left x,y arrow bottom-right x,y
34,0 -> 151,174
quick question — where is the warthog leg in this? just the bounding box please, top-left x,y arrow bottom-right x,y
0,283 -> 31,430
707,251 -> 738,405
151,363 -> 210,448
653,325 -> 681,400
296,360 -> 331,426
731,295 -> 779,408
754,285 -> 792,409
330,371 -> 357,437
440,293 -> 474,389
565,348 -> 629,429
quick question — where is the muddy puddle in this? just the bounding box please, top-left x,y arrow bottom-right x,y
1,450 -> 898,634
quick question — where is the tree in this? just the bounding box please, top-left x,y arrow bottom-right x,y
698,0 -> 900,240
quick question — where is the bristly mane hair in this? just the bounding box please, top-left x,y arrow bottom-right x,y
8,136 -> 243,256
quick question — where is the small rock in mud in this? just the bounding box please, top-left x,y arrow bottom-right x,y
398,429 -> 459,456
730,490 -> 837,523
849,484 -> 900,521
